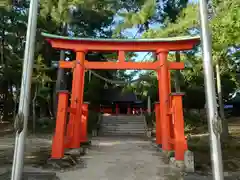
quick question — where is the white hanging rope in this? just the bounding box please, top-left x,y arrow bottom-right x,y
73,49 -> 155,85
88,70 -> 152,85
85,24 -> 154,86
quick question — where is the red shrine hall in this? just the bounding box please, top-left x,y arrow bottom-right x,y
100,88 -> 146,115
42,32 -> 200,163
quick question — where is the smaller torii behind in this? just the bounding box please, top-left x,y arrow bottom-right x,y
42,32 -> 200,163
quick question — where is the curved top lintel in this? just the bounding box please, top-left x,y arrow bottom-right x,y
42,32 -> 200,52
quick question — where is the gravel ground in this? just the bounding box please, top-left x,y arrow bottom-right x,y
57,136 -> 182,180
0,134 -> 239,180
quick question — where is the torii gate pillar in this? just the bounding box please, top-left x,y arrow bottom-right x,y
66,51 -> 86,148
157,50 -> 172,151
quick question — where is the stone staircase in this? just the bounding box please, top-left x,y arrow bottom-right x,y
99,115 -> 147,136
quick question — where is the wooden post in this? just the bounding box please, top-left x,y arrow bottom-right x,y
80,102 -> 89,142
118,51 -> 125,63
65,61 -> 78,148
70,51 -> 86,148
116,104 -> 119,115
172,93 -> 187,161
168,70 -> 174,150
51,91 -> 69,159
127,104 -> 131,115
157,50 -> 171,151
155,102 -> 161,145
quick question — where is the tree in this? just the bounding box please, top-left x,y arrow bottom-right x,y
0,0 -> 139,125
32,55 -> 53,133
142,1 -> 240,138
115,0 -> 189,35
0,4 -> 28,121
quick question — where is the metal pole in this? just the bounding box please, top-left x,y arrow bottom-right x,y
11,0 -> 38,180
199,1 -> 224,180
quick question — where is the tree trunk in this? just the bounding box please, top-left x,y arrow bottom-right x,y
147,95 -> 151,115
216,62 -> 229,139
1,28 -> 5,65
32,85 -> 38,134
174,51 -> 181,92
47,99 -> 53,118
2,81 -> 9,122
13,86 -> 18,118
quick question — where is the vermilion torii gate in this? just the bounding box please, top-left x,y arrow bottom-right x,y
42,32 -> 200,162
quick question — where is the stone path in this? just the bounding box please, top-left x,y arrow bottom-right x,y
57,136 -> 181,180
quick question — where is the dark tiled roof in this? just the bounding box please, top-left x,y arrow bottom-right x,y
102,88 -> 137,102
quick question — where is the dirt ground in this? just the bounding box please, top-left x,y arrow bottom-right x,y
0,132 -> 183,179
0,118 -> 239,179
187,117 -> 240,175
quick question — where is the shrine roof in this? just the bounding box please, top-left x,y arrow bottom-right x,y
102,88 -> 137,102
42,32 -> 200,43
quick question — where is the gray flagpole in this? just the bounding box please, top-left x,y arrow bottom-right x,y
11,0 -> 39,180
199,0 -> 224,180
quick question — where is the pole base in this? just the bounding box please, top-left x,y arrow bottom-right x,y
47,154 -> 78,170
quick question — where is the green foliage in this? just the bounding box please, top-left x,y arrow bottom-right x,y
115,0 -> 156,33
142,3 -> 199,38
144,112 -> 155,128
34,117 -> 56,133
40,0 -> 120,37
211,0 -> 240,51
84,74 -> 103,104
115,0 -> 189,35
0,0 -> 12,8
0,0 -> 131,122
131,1 -> 239,109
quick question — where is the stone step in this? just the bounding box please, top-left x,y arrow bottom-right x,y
99,131 -> 145,134
101,127 -> 145,130
101,122 -> 145,126
102,118 -> 144,121
101,124 -> 145,126
100,126 -> 146,130
101,124 -> 145,127
100,128 -> 145,131
100,127 -> 146,131
102,115 -> 144,118
100,126 -> 145,129
100,115 -> 146,136
99,133 -> 145,136
101,123 -> 144,125
102,118 -> 145,121
101,119 -> 145,122
101,123 -> 145,126
101,129 -> 145,131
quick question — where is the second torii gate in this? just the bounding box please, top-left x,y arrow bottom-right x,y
42,32 -> 200,162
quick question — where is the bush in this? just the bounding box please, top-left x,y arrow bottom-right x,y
184,109 -> 206,132
144,112 -> 155,128
35,116 -> 56,133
